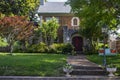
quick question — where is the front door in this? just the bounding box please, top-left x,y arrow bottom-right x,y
72,36 -> 83,52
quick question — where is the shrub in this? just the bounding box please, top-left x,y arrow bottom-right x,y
12,41 -> 22,53
27,42 -> 48,53
15,42 -> 74,54
62,43 -> 74,54
49,43 -> 74,54
49,43 -> 64,53
13,41 -> 28,53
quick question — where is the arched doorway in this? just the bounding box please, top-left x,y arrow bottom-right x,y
72,36 -> 83,52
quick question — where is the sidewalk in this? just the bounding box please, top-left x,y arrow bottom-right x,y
67,55 -> 107,76
0,76 -> 119,80
67,55 -> 101,67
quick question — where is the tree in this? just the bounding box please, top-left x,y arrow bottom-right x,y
36,17 -> 59,45
0,0 -> 40,16
0,16 -> 35,54
66,0 -> 120,52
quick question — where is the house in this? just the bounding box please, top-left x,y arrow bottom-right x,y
37,0 -> 88,53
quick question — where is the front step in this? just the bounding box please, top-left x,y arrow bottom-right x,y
71,69 -> 106,75
71,65 -> 107,76
72,65 -> 103,70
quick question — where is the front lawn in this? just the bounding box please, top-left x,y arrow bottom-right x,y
0,53 -> 67,76
87,54 -> 120,76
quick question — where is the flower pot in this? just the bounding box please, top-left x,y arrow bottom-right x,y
63,68 -> 73,77
106,68 -> 117,77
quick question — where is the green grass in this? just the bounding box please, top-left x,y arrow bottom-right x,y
0,53 -> 67,76
87,54 -> 120,76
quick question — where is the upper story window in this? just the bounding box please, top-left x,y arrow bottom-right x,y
45,17 -> 51,22
45,17 -> 59,23
71,17 -> 79,26
73,18 -> 77,25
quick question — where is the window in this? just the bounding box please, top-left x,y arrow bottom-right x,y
55,17 -> 59,23
45,17 -> 51,22
45,17 -> 59,23
73,18 -> 77,25
71,17 -> 79,26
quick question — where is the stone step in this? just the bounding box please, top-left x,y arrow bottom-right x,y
70,65 -> 107,76
71,69 -> 106,75
72,65 -> 103,70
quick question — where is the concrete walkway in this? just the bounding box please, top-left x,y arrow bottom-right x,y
67,55 -> 101,67
67,55 -> 107,76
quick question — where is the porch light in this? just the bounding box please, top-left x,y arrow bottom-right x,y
67,37 -> 70,41
29,12 -> 40,26
34,13 -> 40,22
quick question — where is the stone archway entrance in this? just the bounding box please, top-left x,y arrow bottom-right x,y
72,36 -> 83,52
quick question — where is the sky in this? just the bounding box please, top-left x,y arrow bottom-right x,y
47,0 -> 67,2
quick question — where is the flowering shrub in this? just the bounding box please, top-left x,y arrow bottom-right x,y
107,64 -> 116,68
63,63 -> 73,70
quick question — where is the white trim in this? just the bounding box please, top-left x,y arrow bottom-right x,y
71,17 -> 80,26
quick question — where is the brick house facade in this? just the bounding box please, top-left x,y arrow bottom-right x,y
37,0 -> 86,53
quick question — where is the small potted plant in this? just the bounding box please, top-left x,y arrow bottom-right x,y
63,63 -> 73,77
106,64 -> 117,77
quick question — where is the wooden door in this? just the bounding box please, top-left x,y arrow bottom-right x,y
72,36 -> 83,51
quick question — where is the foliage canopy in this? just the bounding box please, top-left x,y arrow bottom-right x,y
0,0 -> 40,16
0,16 -> 35,53
66,0 -> 120,52
35,17 -> 59,45
67,0 -> 120,33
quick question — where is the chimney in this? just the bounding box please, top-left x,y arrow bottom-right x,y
40,0 -> 45,5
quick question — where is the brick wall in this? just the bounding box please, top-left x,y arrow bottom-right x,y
42,15 -> 80,43
43,16 -> 79,29
116,41 -> 120,53
43,16 -> 71,27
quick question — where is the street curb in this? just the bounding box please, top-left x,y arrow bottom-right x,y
0,76 -> 119,80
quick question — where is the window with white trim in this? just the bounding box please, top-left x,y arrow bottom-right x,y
45,17 -> 59,23
71,17 -> 79,26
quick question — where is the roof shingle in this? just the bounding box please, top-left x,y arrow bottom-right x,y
37,2 -> 71,13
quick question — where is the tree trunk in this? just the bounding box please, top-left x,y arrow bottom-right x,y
89,38 -> 96,53
21,40 -> 26,52
9,43 -> 13,55
44,33 -> 48,45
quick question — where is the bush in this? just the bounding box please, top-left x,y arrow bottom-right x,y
27,43 -> 74,54
49,43 -> 64,53
27,42 -> 49,53
62,43 -> 74,54
12,41 -> 22,53
47,43 -> 74,54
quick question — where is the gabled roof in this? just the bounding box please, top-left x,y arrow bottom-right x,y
37,2 -> 71,14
